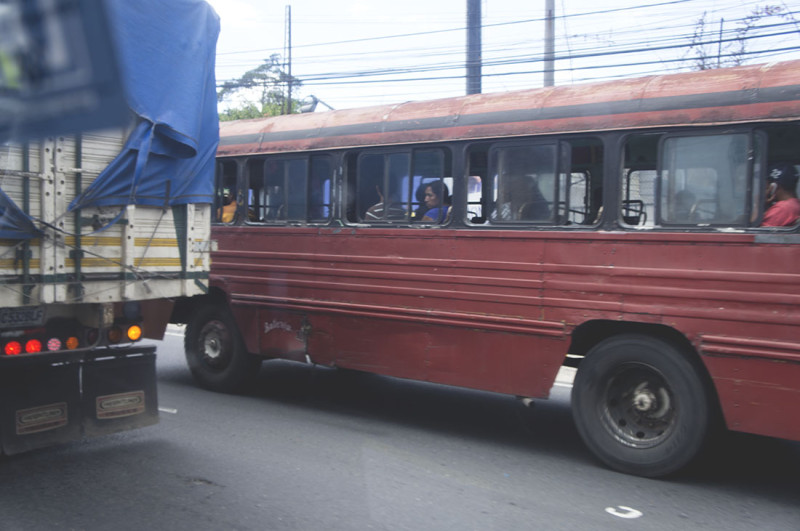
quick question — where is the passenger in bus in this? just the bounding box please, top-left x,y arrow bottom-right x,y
411,183 -> 428,220
761,164 -> 800,227
492,175 -> 551,221
219,189 -> 236,223
673,189 -> 696,222
421,181 -> 451,222
365,183 -> 406,220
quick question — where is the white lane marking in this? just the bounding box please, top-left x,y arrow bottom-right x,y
158,407 -> 178,414
605,506 -> 643,519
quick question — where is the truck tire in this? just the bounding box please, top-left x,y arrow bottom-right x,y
184,305 -> 260,393
571,334 -> 711,477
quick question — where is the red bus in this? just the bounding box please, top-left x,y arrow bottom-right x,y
173,60 -> 800,477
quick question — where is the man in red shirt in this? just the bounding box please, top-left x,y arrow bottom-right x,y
762,164 -> 800,227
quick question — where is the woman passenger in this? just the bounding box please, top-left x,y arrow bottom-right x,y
421,181 -> 451,223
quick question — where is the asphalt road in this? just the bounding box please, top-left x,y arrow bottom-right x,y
1,328 -> 798,531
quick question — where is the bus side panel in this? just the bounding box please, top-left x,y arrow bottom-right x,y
703,357 -> 800,441
306,313 -> 565,398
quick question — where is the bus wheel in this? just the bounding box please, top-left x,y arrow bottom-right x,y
184,305 -> 260,393
571,334 -> 710,477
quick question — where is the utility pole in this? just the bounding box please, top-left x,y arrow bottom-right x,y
466,0 -> 481,95
284,5 -> 292,114
544,0 -> 554,87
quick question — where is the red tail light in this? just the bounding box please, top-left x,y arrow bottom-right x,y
5,341 -> 22,355
25,339 -> 42,353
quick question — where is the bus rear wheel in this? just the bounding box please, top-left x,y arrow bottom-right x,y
184,305 -> 260,393
571,334 -> 711,477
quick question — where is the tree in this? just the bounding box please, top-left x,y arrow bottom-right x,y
217,54 -> 303,120
686,5 -> 797,70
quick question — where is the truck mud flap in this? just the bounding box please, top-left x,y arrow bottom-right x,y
0,364 -> 82,455
81,351 -> 159,438
0,347 -> 158,455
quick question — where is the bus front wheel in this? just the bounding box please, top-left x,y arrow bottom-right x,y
184,305 -> 260,393
571,334 -> 711,477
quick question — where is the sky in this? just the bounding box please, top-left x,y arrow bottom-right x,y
203,0 -> 800,111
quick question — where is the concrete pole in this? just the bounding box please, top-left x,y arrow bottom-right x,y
466,0 -> 482,95
544,0 -> 555,87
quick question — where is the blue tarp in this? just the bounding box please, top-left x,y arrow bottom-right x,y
69,0 -> 220,210
0,187 -> 41,239
0,0 -> 219,239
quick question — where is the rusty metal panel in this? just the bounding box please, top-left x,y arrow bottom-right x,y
218,60 -> 800,157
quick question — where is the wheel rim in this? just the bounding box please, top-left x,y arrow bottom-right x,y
198,320 -> 231,371
601,362 -> 676,449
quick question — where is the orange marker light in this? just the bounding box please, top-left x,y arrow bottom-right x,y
66,336 -> 80,350
127,325 -> 142,342
107,326 -> 123,344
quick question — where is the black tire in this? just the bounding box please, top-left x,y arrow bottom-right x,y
571,334 -> 711,477
184,305 -> 260,393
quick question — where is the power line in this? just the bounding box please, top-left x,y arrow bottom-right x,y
216,0 -> 696,55
215,2 -> 800,108
221,22 -> 798,86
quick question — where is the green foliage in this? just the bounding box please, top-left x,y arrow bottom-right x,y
217,53 -> 303,121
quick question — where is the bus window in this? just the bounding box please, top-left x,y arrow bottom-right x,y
466,146 -> 489,224
309,157 -> 333,222
214,159 -> 238,224
246,158 -> 283,223
245,156 -> 332,224
660,134 -> 750,226
467,176 -> 483,220
565,172 -> 589,224
566,137 -> 603,225
245,159 -> 266,222
410,149 -> 449,222
263,160 -> 287,220
350,148 -> 450,224
356,153 -> 408,222
285,159 -> 307,221
622,170 -> 655,227
489,144 -> 556,223
622,133 -> 659,227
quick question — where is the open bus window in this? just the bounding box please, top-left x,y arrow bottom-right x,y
467,176 -> 483,220
622,170 -> 656,227
565,172 -> 589,223
246,156 -> 332,224
567,138 -> 604,225
214,160 -> 238,224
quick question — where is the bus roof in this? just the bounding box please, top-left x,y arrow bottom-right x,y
218,60 -> 800,157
